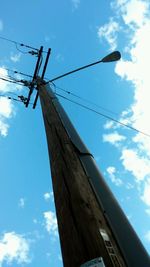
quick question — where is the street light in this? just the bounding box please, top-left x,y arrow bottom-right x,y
101,50 -> 121,62
33,51 -> 121,109
48,51 -> 121,83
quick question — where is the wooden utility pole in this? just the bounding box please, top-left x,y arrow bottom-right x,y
38,82 -> 126,267
38,81 -> 150,267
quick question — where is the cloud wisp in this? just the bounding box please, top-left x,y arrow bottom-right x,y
144,230 -> 150,243
72,0 -> 80,9
103,131 -> 126,146
43,191 -> 54,202
10,53 -> 21,63
98,18 -> 121,51
43,211 -> 58,237
107,166 -> 123,186
0,19 -> 3,31
18,198 -> 25,208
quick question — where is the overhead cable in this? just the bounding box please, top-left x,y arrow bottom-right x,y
55,92 -> 150,138
0,35 -> 47,53
0,35 -> 38,50
0,76 -> 24,86
0,93 -> 32,105
4,67 -> 33,78
52,83 -> 119,117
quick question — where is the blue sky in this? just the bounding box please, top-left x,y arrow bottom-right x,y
0,0 -> 150,266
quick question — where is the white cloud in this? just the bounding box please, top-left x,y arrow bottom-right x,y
126,182 -> 134,189
18,198 -> 25,208
95,156 -> 100,162
10,53 -> 21,63
0,97 -> 13,118
144,230 -> 150,242
43,211 -> 58,236
121,149 -> 150,182
103,120 -> 115,130
106,166 -> 123,186
58,254 -> 62,261
44,191 -> 54,202
44,36 -> 50,42
132,134 -> 150,158
0,67 -> 22,93
114,0 -> 149,27
0,232 -> 30,266
0,66 -> 23,137
145,209 -> 150,216
98,18 -> 120,51
0,67 -> 11,93
44,192 -> 50,201
126,214 -> 132,221
103,131 -> 126,146
100,0 -> 150,146
33,218 -> 38,224
100,1 -> 150,205
55,53 -> 64,62
0,20 -> 3,31
114,3 -> 150,144
72,0 -> 80,9
0,97 -> 13,137
0,120 -> 9,137
141,179 -> 150,206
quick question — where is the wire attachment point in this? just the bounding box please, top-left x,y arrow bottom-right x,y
18,95 -> 28,106
28,50 -> 39,56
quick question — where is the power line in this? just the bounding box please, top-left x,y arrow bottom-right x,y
0,76 -> 24,86
0,73 -> 22,82
0,73 -> 33,87
4,67 -> 33,78
0,72 -> 145,136
52,83 -> 119,117
0,93 -> 32,105
0,93 -> 21,103
55,92 -> 150,138
0,35 -> 39,55
15,43 -> 29,54
0,35 -> 47,53
2,78 -> 148,137
0,35 -> 38,51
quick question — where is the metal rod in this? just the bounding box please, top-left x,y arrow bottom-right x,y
48,59 -> 103,83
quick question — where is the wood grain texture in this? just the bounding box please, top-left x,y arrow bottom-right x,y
39,84 -> 126,267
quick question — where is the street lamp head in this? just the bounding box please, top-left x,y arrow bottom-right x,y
49,51 -> 121,83
101,51 -> 121,63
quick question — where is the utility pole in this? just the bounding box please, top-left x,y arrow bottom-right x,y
37,81 -> 150,267
38,82 -> 126,267
23,48 -> 149,267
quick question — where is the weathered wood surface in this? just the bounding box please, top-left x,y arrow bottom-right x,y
39,84 -> 126,267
